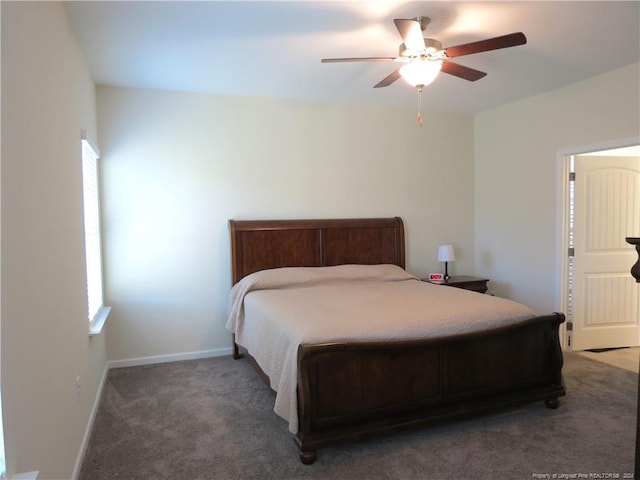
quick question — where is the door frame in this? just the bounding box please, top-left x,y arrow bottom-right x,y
556,136 -> 640,350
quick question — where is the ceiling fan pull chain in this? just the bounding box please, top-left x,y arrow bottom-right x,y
418,87 -> 424,126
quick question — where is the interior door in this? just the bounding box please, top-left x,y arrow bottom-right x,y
572,155 -> 640,350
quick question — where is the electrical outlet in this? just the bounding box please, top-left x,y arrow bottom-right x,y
76,376 -> 81,396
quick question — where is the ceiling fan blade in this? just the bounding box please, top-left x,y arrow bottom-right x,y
441,61 -> 487,82
321,57 -> 396,63
394,19 -> 426,52
444,32 -> 526,58
374,69 -> 402,88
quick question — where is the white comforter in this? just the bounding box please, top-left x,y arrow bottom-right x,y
226,264 -> 535,433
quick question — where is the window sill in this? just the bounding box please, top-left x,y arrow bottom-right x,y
89,306 -> 111,336
13,472 -> 38,480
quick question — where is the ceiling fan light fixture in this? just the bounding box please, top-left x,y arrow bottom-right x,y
399,59 -> 442,88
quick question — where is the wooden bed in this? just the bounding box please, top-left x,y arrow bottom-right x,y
229,217 -> 565,464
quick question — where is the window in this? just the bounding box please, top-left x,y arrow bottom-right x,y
81,131 -> 110,334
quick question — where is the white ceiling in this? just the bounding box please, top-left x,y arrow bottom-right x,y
64,1 -> 640,113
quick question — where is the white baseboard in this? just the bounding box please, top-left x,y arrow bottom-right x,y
71,362 -> 109,480
71,346 -> 233,478
107,347 -> 233,370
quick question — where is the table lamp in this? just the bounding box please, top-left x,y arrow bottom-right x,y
438,244 -> 455,280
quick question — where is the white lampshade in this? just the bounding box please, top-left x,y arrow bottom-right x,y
438,244 -> 455,262
399,59 -> 442,87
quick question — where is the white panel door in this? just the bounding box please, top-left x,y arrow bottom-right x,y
572,155 -> 640,350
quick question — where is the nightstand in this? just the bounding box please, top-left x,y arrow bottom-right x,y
425,275 -> 489,293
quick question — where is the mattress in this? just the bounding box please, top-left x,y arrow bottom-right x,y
226,264 -> 535,433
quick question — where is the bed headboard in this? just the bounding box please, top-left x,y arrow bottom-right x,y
229,217 -> 405,284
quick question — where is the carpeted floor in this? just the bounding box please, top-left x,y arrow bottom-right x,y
78,352 -> 636,480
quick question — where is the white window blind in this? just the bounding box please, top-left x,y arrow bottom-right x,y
81,134 -> 108,330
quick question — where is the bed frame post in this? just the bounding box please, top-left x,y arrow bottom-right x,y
232,334 -> 244,360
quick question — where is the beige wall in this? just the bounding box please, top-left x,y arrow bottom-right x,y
1,2 -> 106,478
474,62 -> 640,313
97,87 -> 476,361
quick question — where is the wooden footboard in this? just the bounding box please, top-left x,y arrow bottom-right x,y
295,312 -> 565,464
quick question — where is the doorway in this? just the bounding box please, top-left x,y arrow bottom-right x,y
564,143 -> 640,351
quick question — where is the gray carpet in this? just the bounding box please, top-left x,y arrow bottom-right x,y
78,352 -> 636,480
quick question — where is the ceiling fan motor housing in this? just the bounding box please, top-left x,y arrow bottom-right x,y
399,38 -> 443,58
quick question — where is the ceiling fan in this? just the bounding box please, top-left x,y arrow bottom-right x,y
321,16 -> 527,90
